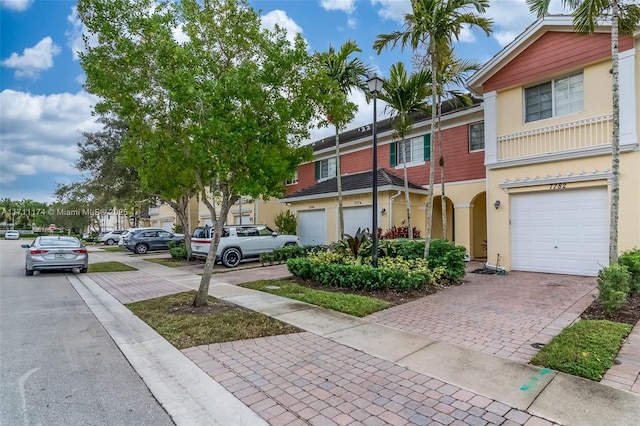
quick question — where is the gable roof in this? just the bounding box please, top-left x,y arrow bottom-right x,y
467,15 -> 607,94
282,168 -> 427,202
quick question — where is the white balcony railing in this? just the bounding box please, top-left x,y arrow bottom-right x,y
497,114 -> 613,161
148,207 -> 160,216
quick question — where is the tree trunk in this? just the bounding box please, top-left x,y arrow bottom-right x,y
335,126 -> 344,240
438,98 -> 446,240
402,138 -> 413,239
609,2 -> 620,264
424,46 -> 437,259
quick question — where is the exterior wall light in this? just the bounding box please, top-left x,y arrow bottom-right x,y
494,200 -> 501,210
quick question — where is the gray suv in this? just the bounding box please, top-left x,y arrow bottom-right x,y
125,228 -> 184,254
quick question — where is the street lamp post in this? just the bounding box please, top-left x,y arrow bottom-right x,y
366,76 -> 384,268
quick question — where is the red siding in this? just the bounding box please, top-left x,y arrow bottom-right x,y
485,32 -> 634,92
286,124 -> 486,194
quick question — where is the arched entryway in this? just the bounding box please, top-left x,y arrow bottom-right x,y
431,196 -> 454,240
471,192 -> 487,260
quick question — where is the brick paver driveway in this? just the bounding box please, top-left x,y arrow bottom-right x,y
367,266 -> 598,363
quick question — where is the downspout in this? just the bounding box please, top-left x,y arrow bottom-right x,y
388,190 -> 402,229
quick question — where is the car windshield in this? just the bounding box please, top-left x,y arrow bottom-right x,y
39,237 -> 80,247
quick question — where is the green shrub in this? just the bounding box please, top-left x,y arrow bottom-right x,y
259,244 -> 317,265
274,209 -> 297,235
286,256 -> 439,292
391,240 -> 424,260
619,249 -> 640,294
597,264 -> 631,312
169,245 -> 188,260
427,239 -> 467,282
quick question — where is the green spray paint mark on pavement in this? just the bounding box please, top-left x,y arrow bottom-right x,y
520,368 -> 552,391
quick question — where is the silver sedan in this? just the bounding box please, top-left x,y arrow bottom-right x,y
22,236 -> 89,276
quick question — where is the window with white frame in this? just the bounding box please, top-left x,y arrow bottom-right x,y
469,122 -> 485,151
525,72 -> 583,123
316,157 -> 337,180
286,171 -> 298,185
397,137 -> 423,164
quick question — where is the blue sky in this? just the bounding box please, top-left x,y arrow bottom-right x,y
0,0 -> 558,203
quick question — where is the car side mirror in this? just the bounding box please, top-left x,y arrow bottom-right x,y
272,232 -> 278,237
21,244 -> 30,248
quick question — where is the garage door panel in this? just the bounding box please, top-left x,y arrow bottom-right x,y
511,188 -> 608,276
298,210 -> 326,246
343,206 -> 373,238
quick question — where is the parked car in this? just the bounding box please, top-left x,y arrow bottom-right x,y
4,230 -> 20,240
191,225 -> 299,267
99,229 -> 127,245
119,227 -> 165,247
125,228 -> 184,254
21,236 -> 88,276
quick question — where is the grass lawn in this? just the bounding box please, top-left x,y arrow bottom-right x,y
126,291 -> 301,349
241,279 -> 392,317
145,257 -> 198,268
88,261 -> 137,272
530,319 -> 631,381
100,246 -> 123,252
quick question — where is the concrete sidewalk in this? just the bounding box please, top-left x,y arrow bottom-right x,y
76,250 -> 640,425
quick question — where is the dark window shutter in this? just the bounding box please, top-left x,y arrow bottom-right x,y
315,161 -> 320,180
423,134 -> 431,161
390,143 -> 396,167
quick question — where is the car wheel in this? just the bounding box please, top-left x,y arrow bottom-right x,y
284,242 -> 297,246
106,239 -> 115,245
25,268 -> 33,276
134,244 -> 149,254
80,267 -> 88,273
221,248 -> 242,268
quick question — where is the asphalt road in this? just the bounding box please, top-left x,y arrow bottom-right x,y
0,240 -> 174,425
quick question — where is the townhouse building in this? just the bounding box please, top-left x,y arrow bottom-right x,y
284,98 -> 488,260
467,16 -> 639,276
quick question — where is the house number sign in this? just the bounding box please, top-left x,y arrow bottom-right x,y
549,183 -> 567,190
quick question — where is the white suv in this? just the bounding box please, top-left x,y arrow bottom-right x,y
191,225 -> 299,267
98,229 -> 126,245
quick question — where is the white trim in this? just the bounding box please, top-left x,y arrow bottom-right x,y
487,143 -> 636,170
499,170 -> 612,190
428,178 -> 486,187
619,47 -> 637,148
284,185 -> 429,203
454,203 -> 473,208
395,161 -> 425,170
483,91 -> 498,166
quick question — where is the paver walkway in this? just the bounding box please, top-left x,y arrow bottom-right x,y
367,270 -> 597,363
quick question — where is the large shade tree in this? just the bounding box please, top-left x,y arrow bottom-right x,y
321,41 -> 372,240
377,62 -> 431,239
374,0 -> 492,257
526,0 -> 640,264
78,0 -> 325,306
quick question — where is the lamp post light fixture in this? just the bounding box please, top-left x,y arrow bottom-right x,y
366,75 -> 384,268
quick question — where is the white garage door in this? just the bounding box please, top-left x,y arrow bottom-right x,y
343,206 -> 373,238
510,188 -> 609,276
298,210 -> 326,246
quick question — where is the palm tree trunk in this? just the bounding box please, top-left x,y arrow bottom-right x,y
424,45 -> 437,259
335,126 -> 344,240
402,138 -> 413,239
437,98 -> 446,240
609,1 -> 620,264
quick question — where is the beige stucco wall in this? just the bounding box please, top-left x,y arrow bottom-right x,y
487,150 -> 640,270
497,60 -> 613,136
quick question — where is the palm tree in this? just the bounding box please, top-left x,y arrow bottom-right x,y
374,0 -> 492,258
526,0 -> 640,264
377,62 -> 431,239
428,50 -> 480,240
322,40 -> 372,240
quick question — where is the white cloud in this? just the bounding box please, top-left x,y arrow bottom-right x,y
1,37 -> 61,79
371,0 -> 411,23
0,90 -> 102,185
261,10 -> 305,45
0,0 -> 33,12
320,0 -> 356,14
347,17 -> 357,29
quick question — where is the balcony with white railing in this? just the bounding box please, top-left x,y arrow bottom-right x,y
148,207 -> 160,216
497,114 -> 613,161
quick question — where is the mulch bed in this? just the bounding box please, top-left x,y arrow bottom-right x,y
581,292 -> 640,326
